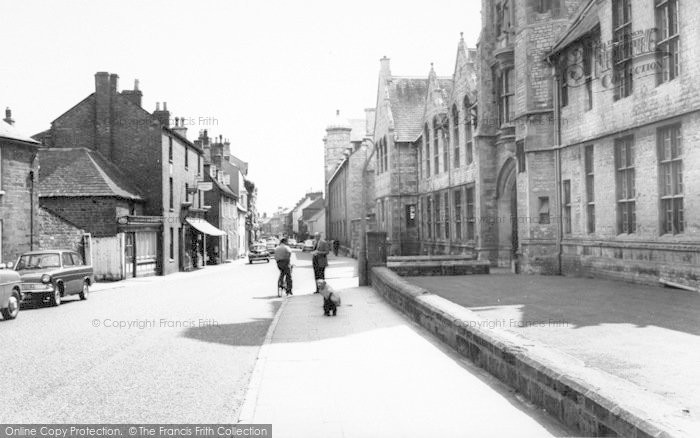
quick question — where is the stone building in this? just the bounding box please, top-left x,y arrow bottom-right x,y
0,109 -> 40,265
544,0 -> 700,287
325,109 -> 375,255
370,57 -> 428,255
34,72 -> 210,276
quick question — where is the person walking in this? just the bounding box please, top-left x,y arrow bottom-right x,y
312,233 -> 330,293
274,238 -> 294,296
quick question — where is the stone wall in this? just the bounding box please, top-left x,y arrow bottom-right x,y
370,266 -> 695,437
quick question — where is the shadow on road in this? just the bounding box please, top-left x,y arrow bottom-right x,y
182,302 -> 281,346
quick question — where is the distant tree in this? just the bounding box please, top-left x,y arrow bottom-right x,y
244,179 -> 259,244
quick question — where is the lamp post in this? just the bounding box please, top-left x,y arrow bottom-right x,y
358,137 -> 375,286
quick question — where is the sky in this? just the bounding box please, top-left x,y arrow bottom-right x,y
0,0 -> 481,216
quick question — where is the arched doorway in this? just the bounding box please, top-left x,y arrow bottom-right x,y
496,159 -> 518,267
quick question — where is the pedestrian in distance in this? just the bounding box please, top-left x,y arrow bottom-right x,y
312,233 -> 330,293
332,239 -> 340,256
274,238 -> 294,296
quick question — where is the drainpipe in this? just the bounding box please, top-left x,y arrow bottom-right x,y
358,138 -> 375,286
551,61 -> 564,275
29,152 -> 37,251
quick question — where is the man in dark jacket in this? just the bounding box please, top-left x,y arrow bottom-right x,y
312,233 -> 330,293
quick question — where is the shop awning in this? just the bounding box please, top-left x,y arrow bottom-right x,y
185,217 -> 227,236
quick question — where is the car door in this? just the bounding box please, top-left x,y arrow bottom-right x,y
61,252 -> 77,294
70,253 -> 88,286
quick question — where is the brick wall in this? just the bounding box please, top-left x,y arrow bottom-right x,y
40,197 -> 126,237
37,206 -> 84,252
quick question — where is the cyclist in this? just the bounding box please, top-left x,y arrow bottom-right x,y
274,238 -> 294,296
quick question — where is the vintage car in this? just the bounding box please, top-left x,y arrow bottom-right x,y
248,244 -> 271,264
16,250 -> 94,306
0,263 -> 22,320
302,239 -> 315,252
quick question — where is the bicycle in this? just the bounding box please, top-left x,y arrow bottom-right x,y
277,265 -> 293,297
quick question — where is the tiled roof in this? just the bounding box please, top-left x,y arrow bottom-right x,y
38,148 -> 143,200
388,77 -> 430,142
0,120 -> 40,145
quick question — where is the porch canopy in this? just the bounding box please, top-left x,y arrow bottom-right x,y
185,217 -> 227,236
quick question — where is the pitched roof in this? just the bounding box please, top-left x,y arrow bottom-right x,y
219,159 -> 243,195
0,120 -> 40,145
548,0 -> 599,57
229,154 -> 248,175
388,77 -> 430,142
38,148 -> 143,200
301,198 -> 324,220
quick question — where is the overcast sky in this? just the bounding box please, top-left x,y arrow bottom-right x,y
0,0 -> 481,216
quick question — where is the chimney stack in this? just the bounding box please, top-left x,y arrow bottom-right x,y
95,71 -> 115,159
153,101 -> 170,127
3,107 -> 14,126
172,115 -> 188,139
380,56 -> 391,77
121,78 -> 143,107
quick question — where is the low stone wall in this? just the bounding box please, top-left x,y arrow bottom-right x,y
370,266 -> 698,438
387,258 -> 490,277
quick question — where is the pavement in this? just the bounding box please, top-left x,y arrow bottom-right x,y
407,271 -> 700,421
239,256 -> 574,437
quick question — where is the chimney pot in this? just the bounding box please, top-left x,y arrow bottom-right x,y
156,102 -> 160,111
3,107 -> 14,126
163,102 -> 168,111
134,79 -> 139,90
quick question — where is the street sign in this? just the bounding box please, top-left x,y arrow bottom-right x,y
197,182 -> 213,191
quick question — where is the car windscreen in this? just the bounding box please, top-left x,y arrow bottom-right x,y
15,253 -> 61,270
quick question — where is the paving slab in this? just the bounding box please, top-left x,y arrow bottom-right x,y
239,273 -> 573,437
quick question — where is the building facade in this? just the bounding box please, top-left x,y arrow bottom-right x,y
35,72 -> 209,276
0,110 -> 40,265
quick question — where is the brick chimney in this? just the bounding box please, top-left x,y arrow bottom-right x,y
95,72 -> 116,159
197,129 -> 212,164
153,101 -> 170,127
121,79 -> 142,107
172,116 -> 187,139
3,107 -> 14,125
380,56 -> 391,78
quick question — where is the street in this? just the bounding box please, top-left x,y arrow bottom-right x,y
0,255 -> 297,423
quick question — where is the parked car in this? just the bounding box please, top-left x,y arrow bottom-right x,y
0,263 -> 22,320
248,244 -> 271,264
15,250 -> 94,306
288,238 -> 298,248
266,241 -> 277,255
302,239 -> 315,252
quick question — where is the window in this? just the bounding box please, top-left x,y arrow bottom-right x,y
585,145 -> 595,233
560,61 -> 569,107
612,0 -> 633,100
563,180 -> 572,234
424,124 -> 431,178
169,177 -> 174,210
383,136 -> 388,172
465,99 -> 474,165
62,253 -> 74,267
516,140 -> 526,173
433,118 -> 440,174
536,0 -> 552,13
197,154 -> 201,175
658,124 -> 683,234
168,137 -> 173,162
71,253 -> 84,266
454,189 -> 462,240
499,68 -> 514,125
426,196 -> 433,239
583,37 -> 595,110
656,0 -> 679,84
615,136 -> 636,234
443,125 -> 450,173
539,197 -> 550,224
453,105 -> 460,167
466,186 -> 475,240
169,228 -> 174,259
406,204 -> 417,228
185,147 -> 189,169
444,192 -> 450,239
434,194 -> 441,239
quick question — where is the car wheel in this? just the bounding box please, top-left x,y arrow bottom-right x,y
1,289 -> 20,320
79,281 -> 90,300
49,284 -> 62,307
266,259 -> 270,263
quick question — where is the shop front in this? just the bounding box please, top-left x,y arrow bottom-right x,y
183,217 -> 226,270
